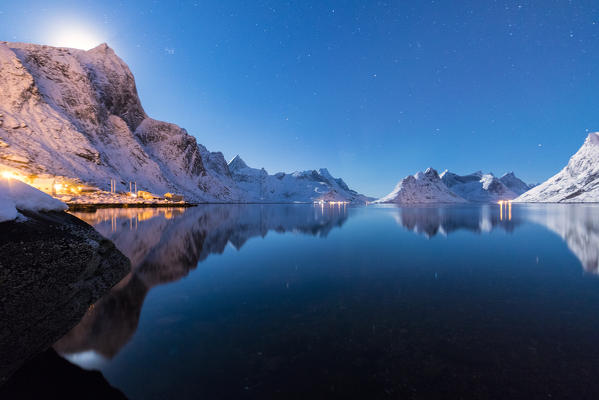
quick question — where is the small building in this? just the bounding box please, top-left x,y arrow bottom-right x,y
137,190 -> 161,200
164,192 -> 184,202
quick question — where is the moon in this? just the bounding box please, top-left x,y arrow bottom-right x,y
48,21 -> 104,50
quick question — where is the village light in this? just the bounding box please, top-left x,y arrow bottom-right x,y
1,170 -> 20,180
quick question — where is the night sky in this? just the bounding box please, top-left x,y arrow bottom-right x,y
1,1 -> 598,197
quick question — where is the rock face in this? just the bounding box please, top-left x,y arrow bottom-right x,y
228,155 -> 371,203
374,168 -> 467,204
0,41 -> 369,203
0,348 -> 126,400
516,133 -> 599,202
0,210 -> 130,383
440,171 -> 518,202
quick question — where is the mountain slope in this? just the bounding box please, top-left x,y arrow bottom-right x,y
516,133 -> 599,203
440,170 -> 518,202
499,172 -> 535,195
0,42 -> 239,202
374,168 -> 467,204
228,155 -> 371,203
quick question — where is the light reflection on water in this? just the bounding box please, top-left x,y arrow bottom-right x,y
55,204 -> 599,399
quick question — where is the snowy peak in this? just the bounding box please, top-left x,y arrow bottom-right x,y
516,133 -> 599,202
229,157 -> 371,203
586,132 -> 599,146
379,168 -> 532,205
423,167 -> 440,180
228,155 -> 249,171
375,167 -> 467,204
499,172 -> 534,195
89,43 -> 111,53
442,170 -> 517,202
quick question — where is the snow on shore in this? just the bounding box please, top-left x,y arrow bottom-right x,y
0,178 -> 67,222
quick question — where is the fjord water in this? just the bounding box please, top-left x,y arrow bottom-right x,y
54,205 -> 599,398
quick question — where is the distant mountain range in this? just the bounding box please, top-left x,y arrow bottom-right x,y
2,42 -> 599,204
375,168 -> 533,204
0,42 -> 369,203
228,155 -> 372,203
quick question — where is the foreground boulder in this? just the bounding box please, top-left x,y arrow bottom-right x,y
0,210 -> 130,383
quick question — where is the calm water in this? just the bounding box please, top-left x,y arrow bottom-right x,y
23,205 -> 599,398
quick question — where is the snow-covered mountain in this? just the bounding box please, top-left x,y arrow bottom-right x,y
229,155 -> 371,203
0,42 -> 239,202
515,133 -> 599,203
374,168 -> 467,204
0,42 -> 369,203
499,172 -> 535,195
440,171 -> 518,202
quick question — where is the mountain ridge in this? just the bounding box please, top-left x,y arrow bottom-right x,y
0,41 -> 369,203
377,168 -> 532,204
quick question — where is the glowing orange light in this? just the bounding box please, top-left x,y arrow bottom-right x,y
1,170 -> 20,180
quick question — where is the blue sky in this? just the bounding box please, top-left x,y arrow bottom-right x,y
1,1 -> 598,197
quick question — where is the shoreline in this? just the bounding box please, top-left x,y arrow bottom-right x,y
66,202 -> 197,211
66,202 -> 359,211
64,201 -> 599,212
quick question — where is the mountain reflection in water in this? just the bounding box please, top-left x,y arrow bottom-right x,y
392,204 -> 599,274
393,205 -> 520,237
56,205 -> 349,358
49,204 -> 599,399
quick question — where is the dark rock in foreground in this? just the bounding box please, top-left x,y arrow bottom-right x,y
0,211 -> 130,383
0,348 -> 126,399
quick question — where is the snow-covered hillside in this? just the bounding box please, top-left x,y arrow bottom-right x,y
440,171 -> 518,202
0,42 -> 369,203
374,168 -> 467,204
515,133 -> 599,203
229,155 -> 371,203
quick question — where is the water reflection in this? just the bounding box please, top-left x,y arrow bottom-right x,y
524,205 -> 599,274
56,205 -> 348,358
57,204 -> 599,361
45,204 -> 599,399
393,205 -> 521,237
392,204 -> 599,274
